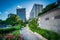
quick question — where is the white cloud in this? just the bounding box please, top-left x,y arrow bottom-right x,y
0,12 -> 1,14
17,5 -> 22,8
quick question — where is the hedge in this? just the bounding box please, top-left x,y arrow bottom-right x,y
0,25 -> 21,34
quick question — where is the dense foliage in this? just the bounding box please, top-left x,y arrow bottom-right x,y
0,20 -> 6,25
0,25 -> 20,34
0,14 -> 23,26
38,3 -> 58,16
6,14 -> 22,26
28,18 -> 60,40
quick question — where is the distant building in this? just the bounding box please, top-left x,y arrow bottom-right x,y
16,8 -> 26,22
30,4 -> 43,19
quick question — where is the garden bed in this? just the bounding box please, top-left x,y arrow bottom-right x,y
0,25 -> 23,40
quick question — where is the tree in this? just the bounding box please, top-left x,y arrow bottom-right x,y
0,20 -> 2,24
6,13 -> 20,26
0,20 -> 6,25
16,20 -> 23,26
28,18 -> 38,29
0,13 -> 24,27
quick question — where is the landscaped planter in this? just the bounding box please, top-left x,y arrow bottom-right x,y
0,25 -> 22,40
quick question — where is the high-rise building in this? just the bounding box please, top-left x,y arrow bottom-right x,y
16,8 -> 26,22
30,4 -> 43,19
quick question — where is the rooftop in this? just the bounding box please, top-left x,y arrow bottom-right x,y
38,2 -> 59,16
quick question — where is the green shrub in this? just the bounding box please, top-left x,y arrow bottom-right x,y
12,30 -> 20,36
0,25 -> 21,34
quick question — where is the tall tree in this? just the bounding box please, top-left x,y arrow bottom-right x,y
6,13 -> 20,26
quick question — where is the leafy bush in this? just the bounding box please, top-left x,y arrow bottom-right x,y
12,30 -> 20,36
0,26 -> 21,40
0,25 -> 21,34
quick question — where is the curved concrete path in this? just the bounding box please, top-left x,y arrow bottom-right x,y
20,24 -> 47,40
20,27 -> 41,40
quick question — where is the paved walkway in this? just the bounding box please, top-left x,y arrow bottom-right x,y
20,24 -> 47,40
20,27 -> 41,40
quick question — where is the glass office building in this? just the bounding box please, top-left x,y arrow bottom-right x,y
16,8 -> 26,22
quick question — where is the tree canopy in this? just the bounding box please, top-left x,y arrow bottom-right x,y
0,13 -> 23,26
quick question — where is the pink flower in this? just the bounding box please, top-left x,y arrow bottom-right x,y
6,35 -> 14,38
19,34 -> 23,38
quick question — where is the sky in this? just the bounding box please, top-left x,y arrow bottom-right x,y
0,0 -> 57,20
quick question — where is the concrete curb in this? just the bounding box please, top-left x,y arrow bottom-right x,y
34,32 -> 47,40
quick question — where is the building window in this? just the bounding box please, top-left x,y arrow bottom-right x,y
55,15 -> 60,19
45,18 -> 49,20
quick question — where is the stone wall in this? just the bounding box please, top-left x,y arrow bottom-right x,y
38,8 -> 60,33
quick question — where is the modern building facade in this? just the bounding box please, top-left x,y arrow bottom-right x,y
16,8 -> 26,22
30,4 -> 43,19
